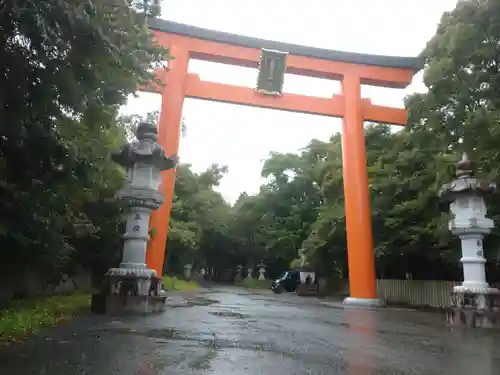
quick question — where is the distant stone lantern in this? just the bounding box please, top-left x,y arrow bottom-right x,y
246,265 -> 253,280
235,265 -> 243,281
91,121 -> 178,315
439,153 -> 500,327
296,249 -> 318,296
299,266 -> 315,286
258,261 -> 266,281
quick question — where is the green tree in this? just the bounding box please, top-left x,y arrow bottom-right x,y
166,164 -> 235,277
0,0 -> 167,297
403,0 -> 500,278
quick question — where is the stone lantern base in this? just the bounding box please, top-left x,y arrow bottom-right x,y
446,287 -> 500,328
296,284 -> 319,296
91,268 -> 167,315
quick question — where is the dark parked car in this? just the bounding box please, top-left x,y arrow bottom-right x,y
271,270 -> 301,293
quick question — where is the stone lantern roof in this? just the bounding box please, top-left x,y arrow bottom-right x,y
438,153 -> 495,201
112,121 -> 178,171
297,249 -> 315,272
298,262 -> 315,272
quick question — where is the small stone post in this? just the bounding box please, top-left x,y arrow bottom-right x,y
439,153 -> 500,327
258,262 -> 266,281
91,121 -> 178,315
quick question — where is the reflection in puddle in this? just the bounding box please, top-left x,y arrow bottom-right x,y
345,309 -> 377,375
343,307 -> 500,375
137,360 -> 159,375
185,297 -> 219,307
92,327 -> 179,340
448,331 -> 496,375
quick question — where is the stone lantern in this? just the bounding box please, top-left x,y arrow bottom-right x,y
235,265 -> 243,281
439,153 -> 500,327
298,250 -> 315,285
91,121 -> 178,315
296,249 -> 318,296
257,261 -> 266,281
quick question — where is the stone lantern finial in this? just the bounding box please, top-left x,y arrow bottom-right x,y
456,152 -> 475,179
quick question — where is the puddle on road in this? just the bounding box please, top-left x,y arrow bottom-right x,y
89,323 -> 312,370
185,297 -> 219,307
95,327 -> 180,340
165,296 -> 219,308
209,311 -> 247,319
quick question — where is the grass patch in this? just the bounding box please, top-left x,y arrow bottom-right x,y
235,279 -> 272,290
163,276 -> 199,291
0,294 -> 91,342
0,278 -> 198,342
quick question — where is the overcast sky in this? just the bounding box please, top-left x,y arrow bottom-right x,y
122,0 -> 459,204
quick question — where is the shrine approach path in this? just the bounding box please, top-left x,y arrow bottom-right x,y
1,286 -> 500,374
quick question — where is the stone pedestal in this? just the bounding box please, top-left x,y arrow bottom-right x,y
91,271 -> 167,315
92,294 -> 167,315
446,287 -> 500,328
92,121 -> 177,315
296,284 -> 319,297
439,153 -> 500,327
91,268 -> 167,315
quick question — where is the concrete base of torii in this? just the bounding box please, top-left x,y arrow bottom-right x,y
343,297 -> 386,308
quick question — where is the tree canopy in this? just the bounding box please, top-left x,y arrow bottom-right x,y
0,0 -> 167,299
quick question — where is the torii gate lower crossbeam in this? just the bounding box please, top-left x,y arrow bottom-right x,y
142,18 -> 421,306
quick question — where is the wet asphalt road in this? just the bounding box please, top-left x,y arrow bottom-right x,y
2,286 -> 500,374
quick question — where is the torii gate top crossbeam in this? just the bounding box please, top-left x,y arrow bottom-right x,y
148,18 -> 422,87
144,18 -> 421,125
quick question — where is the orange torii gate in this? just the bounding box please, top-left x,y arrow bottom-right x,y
143,18 -> 421,305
